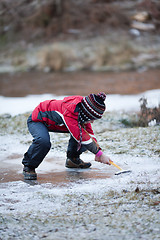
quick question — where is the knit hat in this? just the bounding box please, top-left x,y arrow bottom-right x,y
79,92 -> 106,123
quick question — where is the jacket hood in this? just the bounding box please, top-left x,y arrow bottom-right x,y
62,95 -> 83,114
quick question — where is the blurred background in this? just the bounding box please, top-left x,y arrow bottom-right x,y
0,0 -> 160,97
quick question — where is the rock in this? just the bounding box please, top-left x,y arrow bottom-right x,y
131,21 -> 155,31
129,28 -> 140,36
148,119 -> 157,127
135,186 -> 140,193
132,12 -> 150,22
43,66 -> 51,73
132,53 -> 158,64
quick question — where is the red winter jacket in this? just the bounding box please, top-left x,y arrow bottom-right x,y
31,95 -> 97,146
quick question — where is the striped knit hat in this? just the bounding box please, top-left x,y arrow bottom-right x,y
79,92 -> 106,123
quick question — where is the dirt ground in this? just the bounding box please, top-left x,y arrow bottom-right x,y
0,68 -> 160,97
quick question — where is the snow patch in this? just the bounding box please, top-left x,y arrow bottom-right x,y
0,89 -> 160,115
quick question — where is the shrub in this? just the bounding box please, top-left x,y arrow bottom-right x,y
139,97 -> 160,127
120,97 -> 160,127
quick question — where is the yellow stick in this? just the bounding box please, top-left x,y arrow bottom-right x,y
109,161 -> 123,171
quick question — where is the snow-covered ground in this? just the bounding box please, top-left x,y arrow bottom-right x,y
0,90 -> 160,240
0,89 -> 160,115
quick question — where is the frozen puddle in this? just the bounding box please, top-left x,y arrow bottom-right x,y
0,151 -> 159,187
0,152 -> 115,184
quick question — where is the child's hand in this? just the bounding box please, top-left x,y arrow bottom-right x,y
95,153 -> 112,165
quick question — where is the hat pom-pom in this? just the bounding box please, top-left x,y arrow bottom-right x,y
97,92 -> 106,101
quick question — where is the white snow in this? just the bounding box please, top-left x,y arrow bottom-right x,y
0,94 -> 64,116
0,89 -> 160,115
107,89 -> 160,112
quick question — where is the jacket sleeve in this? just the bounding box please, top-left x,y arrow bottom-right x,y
58,112 -> 100,154
83,141 -> 99,154
81,123 -> 100,154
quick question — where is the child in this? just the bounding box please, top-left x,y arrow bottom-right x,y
22,92 -> 112,180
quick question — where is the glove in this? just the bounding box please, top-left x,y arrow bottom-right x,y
95,152 -> 112,165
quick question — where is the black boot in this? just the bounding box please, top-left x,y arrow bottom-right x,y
23,166 -> 37,180
65,157 -> 91,169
